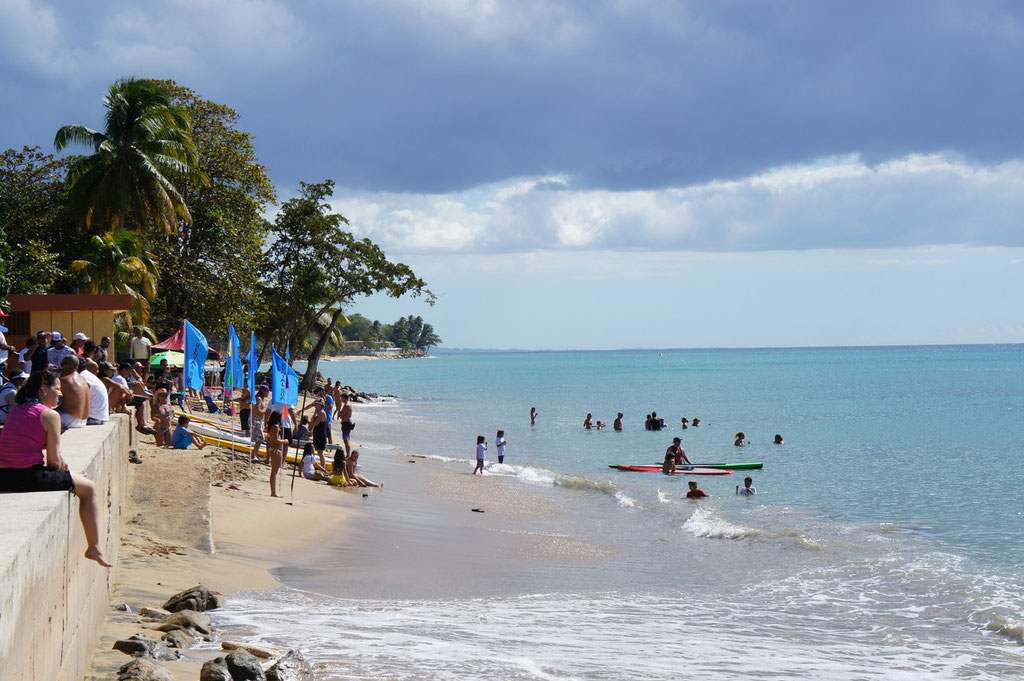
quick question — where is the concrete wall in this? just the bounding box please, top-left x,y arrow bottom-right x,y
0,414 -> 128,681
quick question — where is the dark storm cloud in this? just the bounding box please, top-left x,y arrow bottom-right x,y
3,0 -> 1024,195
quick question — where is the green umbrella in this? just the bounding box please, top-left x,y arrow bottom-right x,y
150,350 -> 184,368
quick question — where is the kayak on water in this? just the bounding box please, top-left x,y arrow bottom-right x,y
610,465 -> 733,475
608,462 -> 763,471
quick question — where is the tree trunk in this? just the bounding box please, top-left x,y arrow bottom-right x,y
301,307 -> 346,392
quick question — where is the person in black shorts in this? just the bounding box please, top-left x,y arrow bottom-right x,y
310,399 -> 328,471
338,392 -> 354,458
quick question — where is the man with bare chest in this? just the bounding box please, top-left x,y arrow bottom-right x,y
338,393 -> 355,458
58,355 -> 89,430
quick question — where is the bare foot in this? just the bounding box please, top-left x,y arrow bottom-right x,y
85,546 -> 112,567
271,493 -> 284,498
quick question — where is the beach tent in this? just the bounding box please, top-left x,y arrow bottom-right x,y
153,325 -> 221,360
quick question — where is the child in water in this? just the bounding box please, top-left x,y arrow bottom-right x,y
474,435 -> 487,474
686,480 -> 709,499
496,430 -> 507,464
734,432 -> 747,446
774,434 -> 784,444
737,477 -> 756,496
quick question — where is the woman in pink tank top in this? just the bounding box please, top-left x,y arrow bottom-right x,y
0,371 -> 112,567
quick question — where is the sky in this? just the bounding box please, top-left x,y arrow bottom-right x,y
2,0 -> 1023,349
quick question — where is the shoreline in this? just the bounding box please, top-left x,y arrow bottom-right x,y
84,421 -> 367,680
85,401 -> 612,679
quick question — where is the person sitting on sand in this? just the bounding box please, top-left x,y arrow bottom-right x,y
774,434 -> 784,445
734,432 -> 747,447
584,413 -> 593,429
686,480 -> 709,499
668,437 -> 692,466
474,435 -> 486,474
328,449 -> 347,486
737,476 -> 756,496
613,412 -> 623,431
293,415 -> 309,445
530,407 -> 538,426
299,442 -> 330,482
170,415 -> 207,450
345,450 -> 381,488
0,371 -> 112,566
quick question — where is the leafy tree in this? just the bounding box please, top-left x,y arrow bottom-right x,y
261,180 -> 433,389
417,322 -> 442,352
146,81 -> 275,341
71,231 -> 159,324
54,77 -> 207,233
0,146 -> 72,295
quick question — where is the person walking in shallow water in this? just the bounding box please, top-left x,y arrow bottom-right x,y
530,407 -> 538,426
613,413 -> 623,431
474,435 -> 487,474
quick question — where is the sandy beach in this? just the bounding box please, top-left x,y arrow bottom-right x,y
84,407 -> 612,679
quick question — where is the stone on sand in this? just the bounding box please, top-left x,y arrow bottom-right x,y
117,657 -> 175,681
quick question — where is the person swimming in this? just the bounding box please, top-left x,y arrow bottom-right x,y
584,413 -> 593,429
680,417 -> 688,430
685,480 -> 709,499
774,434 -> 784,444
734,432 -> 747,446
691,418 -> 700,427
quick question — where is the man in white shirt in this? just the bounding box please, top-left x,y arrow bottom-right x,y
82,359 -> 110,425
47,331 -> 75,367
129,327 -> 152,364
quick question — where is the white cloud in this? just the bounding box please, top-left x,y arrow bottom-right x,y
330,153 -> 1024,255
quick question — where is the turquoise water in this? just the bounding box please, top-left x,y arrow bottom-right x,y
317,345 -> 1024,570
230,345 -> 1024,679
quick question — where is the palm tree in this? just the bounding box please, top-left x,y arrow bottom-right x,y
71,231 -> 159,325
54,77 -> 207,233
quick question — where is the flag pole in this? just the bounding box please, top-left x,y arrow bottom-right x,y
288,355 -> 307,507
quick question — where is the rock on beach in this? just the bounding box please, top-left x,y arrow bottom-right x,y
117,657 -> 176,681
162,584 -> 222,612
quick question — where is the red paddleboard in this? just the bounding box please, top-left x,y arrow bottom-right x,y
612,465 -> 732,475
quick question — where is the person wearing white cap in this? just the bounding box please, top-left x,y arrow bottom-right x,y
47,331 -> 74,367
71,332 -> 88,355
0,367 -> 28,425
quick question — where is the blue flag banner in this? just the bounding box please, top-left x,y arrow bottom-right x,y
271,346 -> 299,405
247,332 -> 258,398
183,320 -> 208,390
226,323 -> 244,390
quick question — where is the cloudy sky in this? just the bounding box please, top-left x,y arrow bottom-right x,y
3,0 -> 1022,348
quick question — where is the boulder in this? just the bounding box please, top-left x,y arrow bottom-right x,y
266,650 -> 314,681
140,606 -> 171,620
152,609 -> 213,640
200,657 -> 232,681
161,629 -> 195,649
112,634 -> 179,661
222,640 -> 279,659
117,657 -> 175,681
225,648 -> 266,681
163,584 -> 222,612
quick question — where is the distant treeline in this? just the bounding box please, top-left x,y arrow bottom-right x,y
338,314 -> 441,352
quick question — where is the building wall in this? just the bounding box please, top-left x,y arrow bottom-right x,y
27,310 -> 116,346
0,415 -> 128,681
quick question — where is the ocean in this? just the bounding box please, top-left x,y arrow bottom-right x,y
217,346 -> 1024,679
